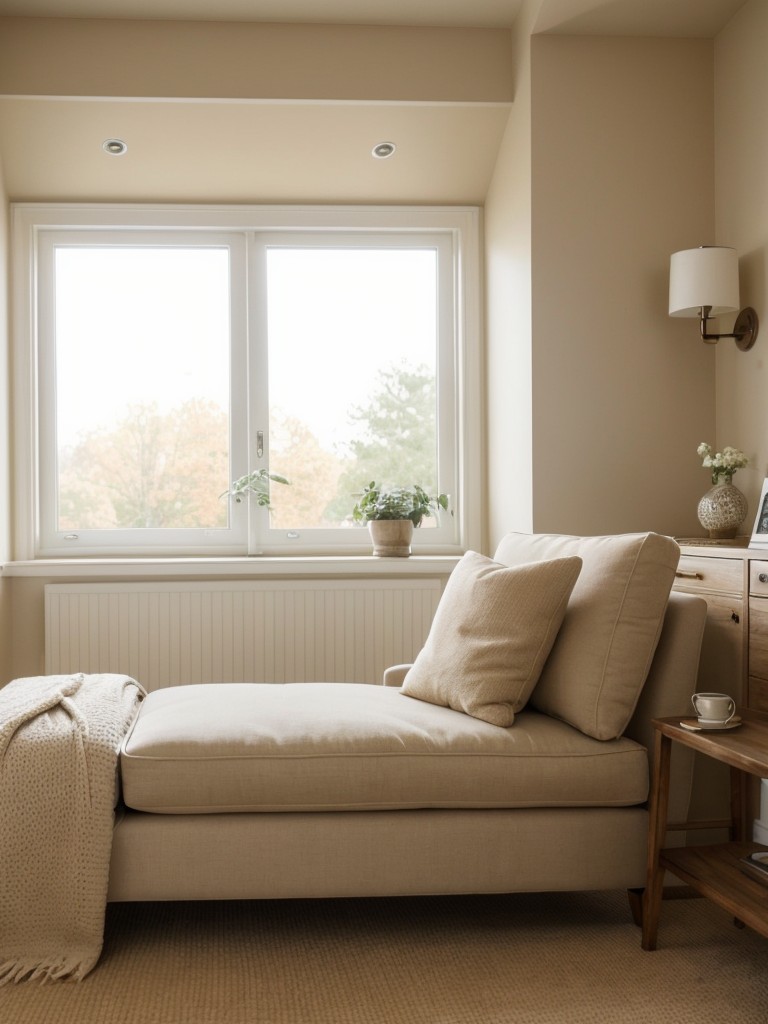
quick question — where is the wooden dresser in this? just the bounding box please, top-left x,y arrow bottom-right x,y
747,559 -> 768,714
674,539 -> 768,713
674,539 -> 768,839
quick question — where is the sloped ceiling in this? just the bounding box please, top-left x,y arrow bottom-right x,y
0,19 -> 514,204
0,0 -> 746,33
0,0 -> 750,204
534,0 -> 747,37
0,97 -> 512,205
0,1 -> 526,27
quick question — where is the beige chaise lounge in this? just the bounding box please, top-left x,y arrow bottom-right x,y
107,531 -> 707,906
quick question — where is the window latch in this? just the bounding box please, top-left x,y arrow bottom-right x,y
256,430 -> 264,459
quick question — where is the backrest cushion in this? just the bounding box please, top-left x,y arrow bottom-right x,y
492,532 -> 680,740
400,550 -> 582,727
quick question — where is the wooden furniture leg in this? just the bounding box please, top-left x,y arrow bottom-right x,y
641,730 -> 672,951
627,888 -> 644,927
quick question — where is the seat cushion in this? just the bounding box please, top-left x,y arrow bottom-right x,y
400,551 -> 582,726
493,532 -> 679,740
119,682 -> 648,813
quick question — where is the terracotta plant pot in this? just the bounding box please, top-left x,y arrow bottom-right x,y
367,519 -> 415,557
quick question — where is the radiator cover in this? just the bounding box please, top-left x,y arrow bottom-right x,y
45,579 -> 442,690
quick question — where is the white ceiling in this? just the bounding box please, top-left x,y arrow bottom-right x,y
1,1 -> 529,28
534,0 -> 747,37
0,0 -> 749,34
0,96 -> 511,205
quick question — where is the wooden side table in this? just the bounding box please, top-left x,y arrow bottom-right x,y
642,710 -> 768,950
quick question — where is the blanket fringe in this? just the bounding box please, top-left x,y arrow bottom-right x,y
0,953 -> 94,985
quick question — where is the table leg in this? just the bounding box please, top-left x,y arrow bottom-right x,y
642,730 -> 672,951
730,765 -> 747,930
730,766 -> 745,841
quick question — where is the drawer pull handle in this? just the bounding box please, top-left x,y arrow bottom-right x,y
732,611 -> 740,624
675,570 -> 704,580
759,573 -> 768,584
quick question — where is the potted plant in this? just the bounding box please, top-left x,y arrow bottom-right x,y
351,482 -> 450,556
220,469 -> 290,509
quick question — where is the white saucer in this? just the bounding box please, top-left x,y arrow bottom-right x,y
680,715 -> 742,732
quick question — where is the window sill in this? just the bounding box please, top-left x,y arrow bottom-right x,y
0,555 -> 462,579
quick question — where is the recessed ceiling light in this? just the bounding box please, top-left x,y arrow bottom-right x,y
372,141 -> 396,160
103,139 -> 128,156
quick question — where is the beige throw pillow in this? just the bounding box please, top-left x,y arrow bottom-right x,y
400,551 -> 582,727
493,532 -> 680,740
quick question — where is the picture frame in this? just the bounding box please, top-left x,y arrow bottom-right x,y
750,477 -> 768,548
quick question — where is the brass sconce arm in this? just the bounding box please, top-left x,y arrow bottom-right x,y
699,305 -> 759,351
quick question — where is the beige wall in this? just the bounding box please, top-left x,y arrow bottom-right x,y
528,35 -> 716,537
0,152 -> 10,682
0,17 -> 513,103
5,578 -> 45,683
484,2 -> 537,546
485,30 -> 718,547
714,0 -> 768,518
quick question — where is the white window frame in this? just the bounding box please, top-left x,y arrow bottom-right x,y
35,229 -> 249,557
12,204 -> 483,559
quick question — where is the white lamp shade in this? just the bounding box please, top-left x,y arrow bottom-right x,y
669,246 -> 740,318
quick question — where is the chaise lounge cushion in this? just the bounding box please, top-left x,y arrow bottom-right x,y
493,531 -> 679,740
400,551 -> 582,726
119,682 -> 648,814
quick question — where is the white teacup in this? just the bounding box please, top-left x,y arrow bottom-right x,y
691,692 -> 736,725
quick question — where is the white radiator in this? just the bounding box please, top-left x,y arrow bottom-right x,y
44,579 -> 442,690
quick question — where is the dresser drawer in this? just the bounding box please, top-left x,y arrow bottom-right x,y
749,596 -> 768,681
749,560 -> 768,596
673,555 -> 743,595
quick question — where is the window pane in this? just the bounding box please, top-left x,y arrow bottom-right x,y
266,248 -> 438,529
54,247 -> 231,530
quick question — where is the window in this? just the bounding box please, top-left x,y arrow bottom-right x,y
41,235 -> 244,552
13,205 -> 481,558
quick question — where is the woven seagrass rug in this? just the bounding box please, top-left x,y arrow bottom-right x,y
1,890 -> 766,1024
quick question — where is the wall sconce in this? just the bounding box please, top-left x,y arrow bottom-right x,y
669,245 -> 758,351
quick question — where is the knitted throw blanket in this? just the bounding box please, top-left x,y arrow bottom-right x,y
0,673 -> 145,984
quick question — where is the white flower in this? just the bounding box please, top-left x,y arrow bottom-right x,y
697,442 -> 748,483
